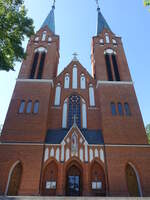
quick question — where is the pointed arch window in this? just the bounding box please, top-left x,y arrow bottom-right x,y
124,103 -> 131,116
105,54 -> 113,81
118,102 -> 124,116
80,74 -> 86,89
19,100 -> 25,113
111,102 -> 117,116
82,99 -> 87,128
89,84 -> 95,106
30,52 -> 39,79
72,66 -> 77,89
37,52 -> 46,79
42,31 -> 47,41
26,100 -> 32,113
64,73 -> 70,89
112,54 -> 120,81
54,83 -> 61,106
62,99 -> 68,128
105,33 -> 110,43
33,100 -> 39,114
68,95 -> 81,128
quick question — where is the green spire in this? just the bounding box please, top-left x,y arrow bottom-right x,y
41,2 -> 55,34
96,1 -> 111,35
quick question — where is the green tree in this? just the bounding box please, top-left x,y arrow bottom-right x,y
146,124 -> 150,144
0,0 -> 34,71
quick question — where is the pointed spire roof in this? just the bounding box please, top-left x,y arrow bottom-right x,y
41,4 -> 55,34
97,6 -> 111,35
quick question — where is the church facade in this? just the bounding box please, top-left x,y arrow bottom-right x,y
0,2 -> 150,197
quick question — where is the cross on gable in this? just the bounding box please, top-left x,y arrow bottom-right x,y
72,52 -> 78,61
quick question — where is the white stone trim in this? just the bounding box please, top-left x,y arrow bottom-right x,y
96,80 -> 133,88
17,79 -> 54,87
5,160 -> 20,195
105,144 -> 150,148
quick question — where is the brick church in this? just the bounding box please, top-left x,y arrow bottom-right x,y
0,1 -> 150,197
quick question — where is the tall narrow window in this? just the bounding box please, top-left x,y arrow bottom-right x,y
19,100 -> 25,113
42,31 -> 47,41
82,99 -> 87,128
26,100 -> 32,113
124,103 -> 131,116
118,102 -> 123,116
105,33 -> 110,43
64,73 -> 70,89
62,99 -> 68,128
54,84 -> 61,106
68,95 -> 81,128
72,66 -> 77,89
105,54 -> 113,81
80,74 -> 86,89
33,100 -> 39,114
89,84 -> 95,106
112,54 -> 120,81
30,52 -> 39,79
37,52 -> 46,79
111,102 -> 117,116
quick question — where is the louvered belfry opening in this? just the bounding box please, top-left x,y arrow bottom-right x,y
30,52 -> 39,79
105,54 -> 113,81
37,52 -> 46,79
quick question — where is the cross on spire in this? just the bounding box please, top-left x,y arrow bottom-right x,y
95,0 -> 100,10
52,0 -> 56,8
72,52 -> 78,61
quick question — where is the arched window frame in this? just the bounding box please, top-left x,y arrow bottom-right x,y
26,100 -> 32,114
64,73 -> 70,89
105,33 -> 110,43
42,31 -> 47,41
82,98 -> 87,129
62,99 -> 68,128
111,102 -> 117,116
72,65 -> 78,89
118,102 -> 124,116
89,84 -> 95,107
54,83 -> 61,106
80,74 -> 86,89
124,102 -> 131,116
19,100 -> 25,113
33,100 -> 39,114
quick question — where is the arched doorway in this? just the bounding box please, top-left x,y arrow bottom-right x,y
66,164 -> 82,196
6,161 -> 22,196
126,163 -> 142,197
41,161 -> 58,196
91,161 -> 106,196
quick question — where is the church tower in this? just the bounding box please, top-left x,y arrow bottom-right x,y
0,1 -> 150,197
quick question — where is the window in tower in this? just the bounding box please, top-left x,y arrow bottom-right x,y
37,52 -> 46,79
54,83 -> 61,106
64,73 -> 70,89
35,37 -> 39,42
89,84 -> 95,107
118,102 -> 124,116
112,39 -> 117,45
48,37 -> 52,42
82,99 -> 87,129
26,100 -> 32,113
72,66 -> 77,89
105,54 -> 113,81
99,39 -> 104,45
30,52 -> 39,79
68,95 -> 81,128
62,99 -> 68,128
19,100 -> 25,113
42,31 -> 47,41
111,102 -> 117,116
80,74 -> 86,89
124,103 -> 131,116
105,33 -> 110,43
33,100 -> 39,114
112,54 -> 121,81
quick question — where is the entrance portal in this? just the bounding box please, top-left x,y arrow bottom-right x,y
66,165 -> 82,196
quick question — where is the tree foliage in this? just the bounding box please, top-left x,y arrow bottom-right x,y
0,0 -> 34,71
146,124 -> 150,144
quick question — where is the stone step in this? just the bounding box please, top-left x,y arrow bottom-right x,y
0,197 -> 150,200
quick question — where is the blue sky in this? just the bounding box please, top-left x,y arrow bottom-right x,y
0,0 -> 150,126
